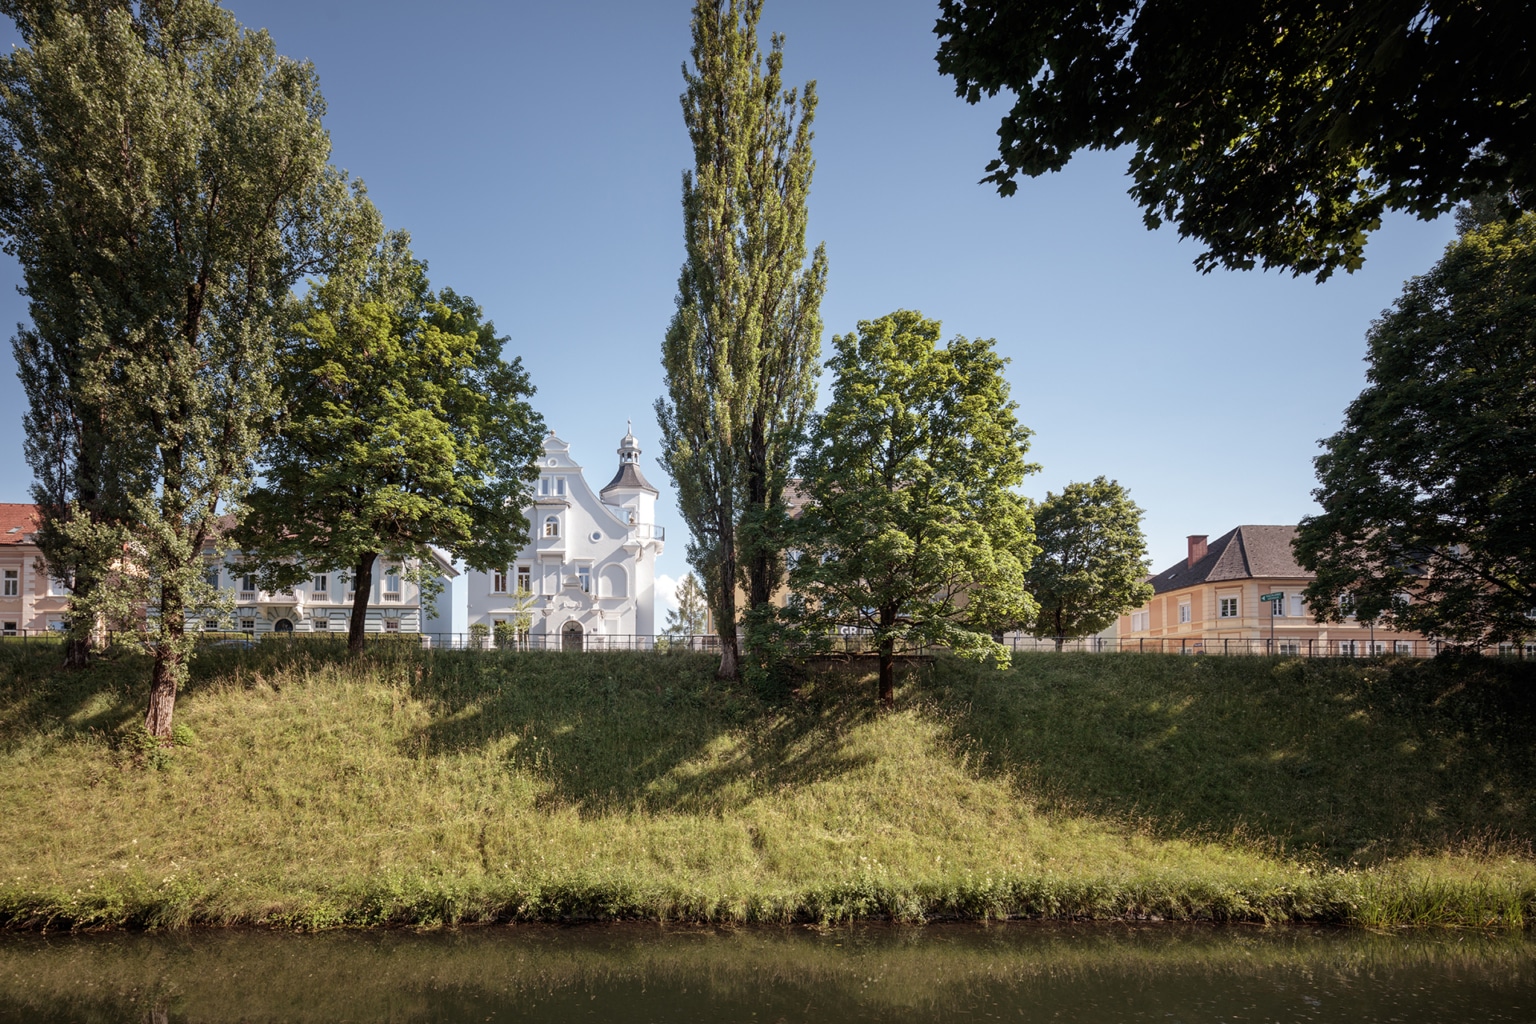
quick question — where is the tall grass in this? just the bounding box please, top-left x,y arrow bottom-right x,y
0,645 -> 1532,929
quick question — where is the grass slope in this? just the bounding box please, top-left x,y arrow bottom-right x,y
0,644 -> 1533,929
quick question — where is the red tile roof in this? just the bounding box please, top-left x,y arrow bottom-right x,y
0,504 -> 39,545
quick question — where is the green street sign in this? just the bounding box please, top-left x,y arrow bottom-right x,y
1260,592 -> 1284,602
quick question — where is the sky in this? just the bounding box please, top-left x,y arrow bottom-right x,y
0,0 -> 1460,628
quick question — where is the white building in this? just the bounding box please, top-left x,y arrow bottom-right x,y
207,551 -> 456,637
466,428 -> 665,648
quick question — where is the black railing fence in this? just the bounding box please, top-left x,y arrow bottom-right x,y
0,628 -> 1530,660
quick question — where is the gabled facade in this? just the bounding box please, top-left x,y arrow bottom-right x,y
466,429 -> 665,645
1118,525 -> 1427,655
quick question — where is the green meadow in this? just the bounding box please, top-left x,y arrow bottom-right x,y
0,643 -> 1532,929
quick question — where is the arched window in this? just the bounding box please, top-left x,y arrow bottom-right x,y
544,515 -> 560,538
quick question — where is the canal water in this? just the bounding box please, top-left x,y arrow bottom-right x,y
0,924 -> 1530,1022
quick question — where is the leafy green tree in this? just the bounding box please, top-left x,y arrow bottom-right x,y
1022,477 -> 1152,650
664,573 -> 710,636
1294,211 -> 1536,646
791,310 -> 1038,705
237,234 -> 545,654
934,1 -> 1533,280
656,0 -> 827,682
0,0 -> 362,735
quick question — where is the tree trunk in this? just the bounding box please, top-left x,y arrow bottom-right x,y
145,580 -> 185,739
715,537 -> 740,681
877,604 -> 897,707
145,650 -> 180,739
1053,607 -> 1066,652
348,552 -> 376,655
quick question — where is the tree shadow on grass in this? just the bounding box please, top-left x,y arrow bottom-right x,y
0,640 -> 352,746
920,652 -> 1536,866
406,652 -> 883,819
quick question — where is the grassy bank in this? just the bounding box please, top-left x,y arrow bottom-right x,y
1,643 -> 1533,929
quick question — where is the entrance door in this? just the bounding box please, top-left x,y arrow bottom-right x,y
274,618 -> 294,633
561,621 -> 583,652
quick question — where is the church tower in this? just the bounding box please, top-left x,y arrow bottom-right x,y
600,424 -> 663,634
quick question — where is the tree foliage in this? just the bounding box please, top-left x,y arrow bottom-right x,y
1294,212 -> 1536,646
663,573 -> 710,636
1023,477 -> 1152,649
237,234 -> 545,653
656,0 -> 827,681
934,1 -> 1534,280
0,0 -> 363,735
790,310 -> 1038,705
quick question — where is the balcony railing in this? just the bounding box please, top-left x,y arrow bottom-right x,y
629,523 -> 664,541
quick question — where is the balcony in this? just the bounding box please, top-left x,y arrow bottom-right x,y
629,523 -> 664,541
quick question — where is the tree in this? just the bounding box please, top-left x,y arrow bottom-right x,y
791,310 -> 1038,706
237,234 -> 545,654
1022,477 -> 1153,650
0,0 -> 361,736
1294,211 -> 1536,647
934,1 -> 1534,280
663,573 -> 709,636
656,0 -> 827,682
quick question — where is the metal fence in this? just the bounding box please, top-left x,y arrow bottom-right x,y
1,628 -> 1531,660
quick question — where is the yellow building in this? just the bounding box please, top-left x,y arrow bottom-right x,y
1117,525 -> 1427,656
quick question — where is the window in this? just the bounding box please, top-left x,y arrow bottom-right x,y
1394,641 -> 1415,655
240,618 -> 255,631
1268,592 -> 1285,616
577,566 -> 591,593
1178,602 -> 1191,624
539,477 -> 550,496
204,568 -> 221,590
1,621 -> 14,635
314,616 -> 329,631
493,569 -> 508,594
204,617 -> 220,631
384,618 -> 400,633
1130,610 -> 1149,632
313,575 -> 328,594
46,619 -> 65,633
1219,596 -> 1239,618
516,566 -> 531,593
1339,641 -> 1357,656
240,575 -> 257,598
1277,640 -> 1301,656
1339,594 -> 1356,618
383,568 -> 401,600
2,569 -> 17,597
1289,594 -> 1305,618
544,515 -> 560,538
555,477 -> 567,496
47,576 -> 68,597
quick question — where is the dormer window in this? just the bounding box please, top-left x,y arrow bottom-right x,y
544,515 -> 560,538
556,477 -> 567,496
539,478 -> 550,497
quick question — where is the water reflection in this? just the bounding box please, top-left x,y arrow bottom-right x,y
0,924 -> 1531,1023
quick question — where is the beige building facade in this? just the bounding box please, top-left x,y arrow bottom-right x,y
0,503 -> 70,634
1118,525 -> 1429,655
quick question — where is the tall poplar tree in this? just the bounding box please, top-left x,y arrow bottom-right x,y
656,0 -> 827,681
0,0 -> 362,736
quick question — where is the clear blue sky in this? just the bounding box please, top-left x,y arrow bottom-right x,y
0,0 -> 1457,597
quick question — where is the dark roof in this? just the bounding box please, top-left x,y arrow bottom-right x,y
1148,525 -> 1310,595
600,462 -> 658,497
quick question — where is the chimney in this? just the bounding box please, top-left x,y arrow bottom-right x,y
1187,535 -> 1208,567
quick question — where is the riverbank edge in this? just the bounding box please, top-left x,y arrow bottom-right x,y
3,871 -> 1531,931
